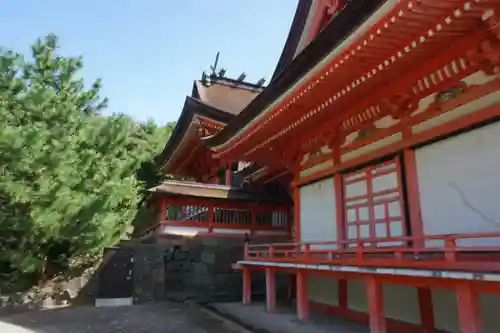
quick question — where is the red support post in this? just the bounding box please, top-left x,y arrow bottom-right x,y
366,277 -> 386,333
334,173 -> 344,248
418,287 -> 436,333
293,184 -> 301,242
296,270 -> 309,321
338,279 -> 348,310
456,282 -> 482,333
243,267 -> 252,305
265,268 -> 276,313
250,205 -> 257,236
208,203 -> 214,234
225,168 -> 232,186
403,149 -> 424,248
161,199 -> 167,221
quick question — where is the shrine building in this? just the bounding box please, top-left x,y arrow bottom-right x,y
147,0 -> 500,332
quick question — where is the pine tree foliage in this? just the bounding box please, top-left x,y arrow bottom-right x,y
0,34 -> 174,289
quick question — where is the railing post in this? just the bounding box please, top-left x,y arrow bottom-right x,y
269,245 -> 275,259
208,203 -> 214,234
445,239 -> 457,262
357,241 -> 365,264
304,244 -> 310,258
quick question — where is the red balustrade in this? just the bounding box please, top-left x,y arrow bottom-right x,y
157,198 -> 291,238
244,232 -> 500,272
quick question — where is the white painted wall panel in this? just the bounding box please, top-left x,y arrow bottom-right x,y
299,177 -> 337,249
433,289 -> 500,333
383,285 -> 420,325
308,276 -> 339,305
347,280 -> 368,313
416,121 -> 500,247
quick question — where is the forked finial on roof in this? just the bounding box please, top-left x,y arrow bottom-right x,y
256,77 -> 266,87
237,72 -> 247,82
209,52 -> 220,77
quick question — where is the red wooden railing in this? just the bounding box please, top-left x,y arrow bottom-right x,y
159,199 -> 291,236
244,232 -> 500,272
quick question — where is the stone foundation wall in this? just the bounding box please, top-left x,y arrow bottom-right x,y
1,235 -> 290,314
128,235 -> 289,304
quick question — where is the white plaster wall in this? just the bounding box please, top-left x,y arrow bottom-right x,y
415,121 -> 500,247
299,177 -> 338,249
480,293 -> 500,333
347,281 -> 419,324
308,276 -> 339,305
432,289 -> 500,333
382,285 -> 420,325
347,280 -> 368,313
432,288 -> 459,333
309,280 -> 500,332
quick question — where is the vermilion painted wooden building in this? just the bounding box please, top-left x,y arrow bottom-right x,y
201,1 -> 500,332
150,0 -> 500,332
144,74 -> 293,239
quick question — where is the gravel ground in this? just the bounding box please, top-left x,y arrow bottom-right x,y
0,302 -> 244,333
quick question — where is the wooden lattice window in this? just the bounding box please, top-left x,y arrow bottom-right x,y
342,158 -> 407,246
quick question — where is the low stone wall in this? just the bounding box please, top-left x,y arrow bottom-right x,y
128,235 -> 290,304
1,235 -> 290,314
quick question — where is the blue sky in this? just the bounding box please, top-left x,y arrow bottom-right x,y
0,0 -> 299,125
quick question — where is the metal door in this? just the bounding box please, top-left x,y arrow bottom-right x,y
97,247 -> 134,299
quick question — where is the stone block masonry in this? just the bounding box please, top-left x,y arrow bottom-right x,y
123,235 -> 289,305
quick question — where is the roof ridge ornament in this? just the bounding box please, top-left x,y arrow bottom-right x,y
200,52 -> 266,90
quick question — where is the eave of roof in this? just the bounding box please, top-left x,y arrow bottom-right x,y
204,0 -> 387,148
155,96 -> 233,168
270,0 -> 313,81
148,180 -> 291,205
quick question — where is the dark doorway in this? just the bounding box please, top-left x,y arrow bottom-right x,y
97,247 -> 134,299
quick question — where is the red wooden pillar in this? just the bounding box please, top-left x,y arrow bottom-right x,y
296,270 -> 309,321
293,184 -> 301,242
161,199 -> 167,221
242,267 -> 252,305
456,282 -> 482,333
338,279 -> 348,311
403,149 -> 424,248
208,203 -> 214,234
334,174 -> 344,248
225,168 -> 232,186
265,268 -> 276,312
418,287 -> 436,333
250,205 -> 257,236
366,277 -> 386,333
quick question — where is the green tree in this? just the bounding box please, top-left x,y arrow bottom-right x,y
0,34 -> 166,289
